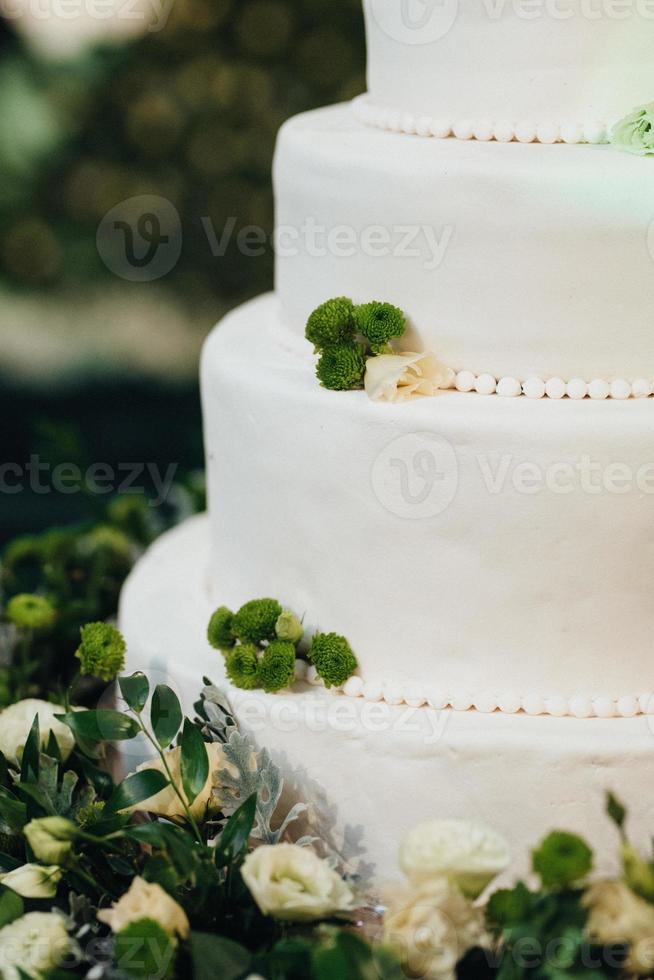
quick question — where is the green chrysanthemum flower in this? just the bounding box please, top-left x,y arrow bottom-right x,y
232,598 -> 282,644
354,301 -> 406,353
76,622 -> 127,681
275,610 -> 304,645
207,606 -> 235,651
225,643 -> 261,691
258,640 -> 296,693
5,593 -> 56,630
308,633 -> 358,688
305,297 -> 355,351
532,831 -> 593,890
316,344 -> 366,391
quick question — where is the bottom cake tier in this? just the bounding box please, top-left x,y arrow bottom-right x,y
119,515 -> 654,888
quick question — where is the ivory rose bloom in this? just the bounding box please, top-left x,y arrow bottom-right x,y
384,878 -> 487,980
612,103 -> 654,156
126,742 -> 235,822
0,863 -> 62,899
241,843 -> 354,922
0,699 -> 74,767
584,881 -> 654,975
98,878 -> 190,939
400,820 -> 510,898
365,352 -> 455,403
0,912 -> 72,980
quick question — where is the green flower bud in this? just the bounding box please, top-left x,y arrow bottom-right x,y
207,606 -> 235,651
532,831 -> 593,890
75,622 -> 126,681
5,593 -> 56,631
259,641 -> 296,693
354,301 -> 406,353
305,297 -> 355,351
308,633 -> 358,688
225,644 -> 260,691
24,816 -> 77,865
316,344 -> 366,391
232,599 -> 282,645
275,610 -> 304,645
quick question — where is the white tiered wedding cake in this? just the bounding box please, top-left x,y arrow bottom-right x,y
121,0 -> 654,883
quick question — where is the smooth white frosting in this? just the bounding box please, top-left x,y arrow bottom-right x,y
274,105 -> 654,383
362,0 -> 654,128
201,294 -> 654,711
119,514 -> 654,885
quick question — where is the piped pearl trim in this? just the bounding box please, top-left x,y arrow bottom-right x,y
352,95 -> 610,145
453,371 -> 653,400
295,662 -> 653,718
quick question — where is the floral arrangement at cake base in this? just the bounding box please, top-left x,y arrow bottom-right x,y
0,606 -> 652,978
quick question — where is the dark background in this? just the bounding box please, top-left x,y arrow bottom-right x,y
0,1 -> 365,544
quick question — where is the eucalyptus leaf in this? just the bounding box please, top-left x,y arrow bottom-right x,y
180,719 -> 209,807
119,672 -> 150,714
105,769 -> 169,814
151,685 -> 182,749
215,793 -> 257,867
55,709 -> 140,743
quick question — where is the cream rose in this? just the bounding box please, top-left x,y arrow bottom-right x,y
0,699 -> 74,767
584,881 -> 654,975
384,877 -> 487,980
97,877 -> 190,939
0,912 -> 72,980
126,741 -> 234,822
365,352 -> 455,403
400,820 -> 510,898
0,863 -> 62,899
241,843 -> 355,922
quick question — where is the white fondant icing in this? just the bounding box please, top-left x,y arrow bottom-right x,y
119,516 -> 654,885
275,106 -> 654,382
200,296 -> 654,717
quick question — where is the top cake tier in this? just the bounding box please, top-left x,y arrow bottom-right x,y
363,0 -> 654,133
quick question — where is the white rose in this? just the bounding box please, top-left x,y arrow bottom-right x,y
127,742 -> 235,822
584,880 -> 654,975
365,352 -> 455,403
400,820 -> 510,898
241,843 -> 355,922
0,699 -> 74,767
384,877 -> 487,980
0,912 -> 72,980
97,877 -> 190,939
0,863 -> 62,899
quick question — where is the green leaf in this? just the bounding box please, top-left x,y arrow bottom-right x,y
20,715 -> 40,784
106,769 -> 169,814
151,685 -> 182,749
119,672 -> 150,714
180,719 -> 209,807
45,730 -> 62,762
126,823 -> 195,875
0,787 -> 27,832
189,932 -> 251,980
312,931 -> 379,980
0,885 -> 23,929
55,709 -> 140,743
215,793 -> 257,867
77,755 -> 115,798
606,792 -> 627,833
115,918 -> 176,979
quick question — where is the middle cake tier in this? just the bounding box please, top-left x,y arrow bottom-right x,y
202,293 -> 654,718
274,103 -> 654,383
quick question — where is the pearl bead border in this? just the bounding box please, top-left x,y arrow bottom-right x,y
352,95 -> 611,145
294,661 -> 653,718
452,371 -> 652,400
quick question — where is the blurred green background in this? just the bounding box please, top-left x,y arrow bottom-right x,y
0,1 -> 365,544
